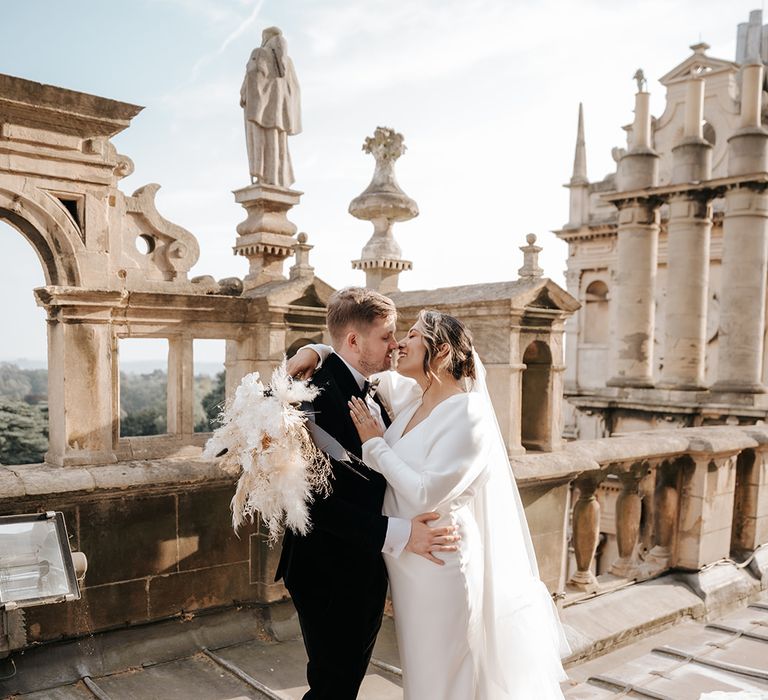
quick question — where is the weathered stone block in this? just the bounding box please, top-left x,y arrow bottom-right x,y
148,562 -> 255,618
177,487 -> 252,570
78,495 -> 177,586
25,579 -> 149,642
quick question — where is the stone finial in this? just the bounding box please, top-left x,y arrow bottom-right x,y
350,126 -> 418,293
518,233 -> 544,279
289,231 -> 315,280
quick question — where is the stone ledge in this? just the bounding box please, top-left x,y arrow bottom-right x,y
0,456 -> 239,501
562,425 -> 768,467
561,565 -> 766,666
512,450 -> 589,484
562,578 -> 706,665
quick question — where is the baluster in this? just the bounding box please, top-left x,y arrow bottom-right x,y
569,475 -> 601,590
646,466 -> 679,573
610,468 -> 644,578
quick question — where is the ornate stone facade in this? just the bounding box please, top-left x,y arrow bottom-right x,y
556,12 -> 768,439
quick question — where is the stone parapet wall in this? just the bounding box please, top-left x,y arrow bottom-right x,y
3,423 -> 765,649
0,458 -> 272,644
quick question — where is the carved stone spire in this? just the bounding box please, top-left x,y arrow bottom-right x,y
518,234 -> 544,279
571,103 -> 588,186
350,127 -> 417,293
565,103 -> 589,228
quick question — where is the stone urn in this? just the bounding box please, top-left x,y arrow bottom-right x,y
350,127 -> 417,291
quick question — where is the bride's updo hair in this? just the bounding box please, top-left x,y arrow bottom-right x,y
417,309 -> 476,382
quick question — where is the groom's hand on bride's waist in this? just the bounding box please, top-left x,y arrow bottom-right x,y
406,512 -> 461,566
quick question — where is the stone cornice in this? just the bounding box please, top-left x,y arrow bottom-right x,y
32,285 -> 327,329
351,258 -> 413,271
602,172 -> 768,206
553,224 -> 617,242
0,73 -> 142,138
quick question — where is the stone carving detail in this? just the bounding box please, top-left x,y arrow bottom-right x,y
518,234 -> 544,279
634,68 -> 647,92
350,126 -> 417,293
114,153 -> 135,180
124,183 -> 200,282
240,27 -> 302,188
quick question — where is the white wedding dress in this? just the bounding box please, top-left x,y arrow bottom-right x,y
364,368 -> 569,700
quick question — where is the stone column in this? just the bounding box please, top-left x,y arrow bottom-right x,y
660,73 -> 713,389
713,59 -> 768,393
167,336 -> 194,435
226,320 -> 289,602
46,320 -> 117,466
607,89 -> 660,387
563,268 -> 581,392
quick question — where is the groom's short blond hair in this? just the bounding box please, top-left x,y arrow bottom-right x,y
327,287 -> 396,346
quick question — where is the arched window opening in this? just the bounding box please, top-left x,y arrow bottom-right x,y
583,280 -> 609,345
521,340 -> 553,452
0,221 -> 49,465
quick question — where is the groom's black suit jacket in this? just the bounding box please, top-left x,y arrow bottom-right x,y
275,351 -> 390,586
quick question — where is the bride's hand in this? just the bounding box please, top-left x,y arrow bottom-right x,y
286,347 -> 321,380
348,397 -> 385,442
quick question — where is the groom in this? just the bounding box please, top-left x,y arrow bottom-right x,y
276,287 -> 456,699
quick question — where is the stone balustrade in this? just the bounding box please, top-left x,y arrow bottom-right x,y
512,425 -> 768,605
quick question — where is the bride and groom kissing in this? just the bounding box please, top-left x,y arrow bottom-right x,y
276,287 -> 569,699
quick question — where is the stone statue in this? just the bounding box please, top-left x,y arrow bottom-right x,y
633,68 -> 647,92
240,27 -> 302,188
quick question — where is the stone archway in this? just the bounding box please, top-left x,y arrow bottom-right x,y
521,340 -> 553,451
0,186 -> 84,287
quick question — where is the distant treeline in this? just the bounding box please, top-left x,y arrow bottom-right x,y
0,363 -> 225,465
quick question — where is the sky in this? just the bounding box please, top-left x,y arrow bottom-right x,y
0,0 -> 761,363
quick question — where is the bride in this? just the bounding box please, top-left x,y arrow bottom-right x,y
294,309 -> 569,699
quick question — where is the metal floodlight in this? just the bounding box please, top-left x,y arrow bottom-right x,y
0,512 -> 81,610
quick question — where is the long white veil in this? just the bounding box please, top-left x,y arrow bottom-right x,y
470,351 -> 570,697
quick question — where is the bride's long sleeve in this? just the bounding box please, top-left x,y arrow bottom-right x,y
362,395 -> 491,513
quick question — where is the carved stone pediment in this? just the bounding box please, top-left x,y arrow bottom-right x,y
245,275 -> 335,309
659,53 -> 738,86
